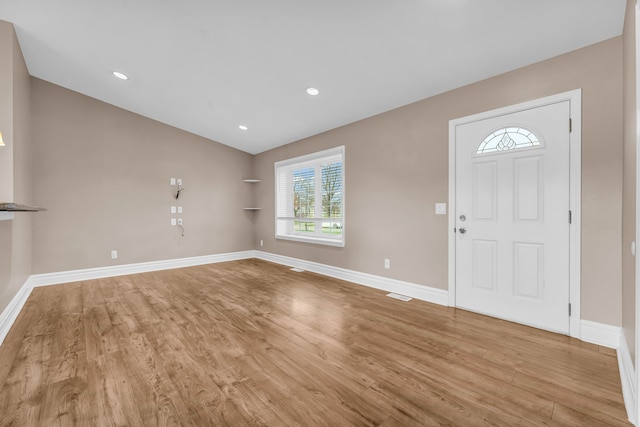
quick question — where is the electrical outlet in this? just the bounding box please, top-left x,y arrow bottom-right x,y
111,250 -> 118,259
171,206 -> 176,214
177,178 -> 182,186
171,218 -> 177,226
178,218 -> 183,225
384,258 -> 390,269
260,239 -> 264,246
170,178 -> 176,186
177,206 -> 183,213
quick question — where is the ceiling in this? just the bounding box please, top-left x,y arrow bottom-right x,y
0,0 -> 627,154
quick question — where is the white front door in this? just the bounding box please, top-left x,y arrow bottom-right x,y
454,100 -> 571,334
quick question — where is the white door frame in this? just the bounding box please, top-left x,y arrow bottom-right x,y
635,2 -> 640,424
448,89 -> 582,338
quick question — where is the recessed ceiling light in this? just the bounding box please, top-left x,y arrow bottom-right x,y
238,125 -> 248,131
112,71 -> 128,80
306,87 -> 320,96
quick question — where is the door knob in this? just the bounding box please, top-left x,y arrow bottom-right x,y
459,227 -> 467,234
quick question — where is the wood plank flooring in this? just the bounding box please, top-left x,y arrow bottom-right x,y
0,259 -> 630,426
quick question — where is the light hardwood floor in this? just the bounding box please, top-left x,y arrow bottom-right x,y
0,259 -> 630,426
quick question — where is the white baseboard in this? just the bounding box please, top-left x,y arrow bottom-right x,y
618,330 -> 637,424
254,247 -> 632,405
0,250 -> 256,345
0,250 -> 635,422
254,250 -> 449,306
580,320 -> 621,349
29,250 -> 256,287
0,250 -> 626,374
1,250 -> 446,346
0,278 -> 34,345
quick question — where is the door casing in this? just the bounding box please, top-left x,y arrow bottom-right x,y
448,89 -> 582,338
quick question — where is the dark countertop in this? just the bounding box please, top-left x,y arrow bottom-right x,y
0,203 -> 46,211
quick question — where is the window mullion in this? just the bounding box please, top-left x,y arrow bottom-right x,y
287,169 -> 294,234
315,164 -> 322,236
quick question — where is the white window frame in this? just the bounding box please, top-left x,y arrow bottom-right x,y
275,146 -> 345,247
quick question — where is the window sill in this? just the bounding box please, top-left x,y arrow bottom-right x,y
275,234 -> 344,247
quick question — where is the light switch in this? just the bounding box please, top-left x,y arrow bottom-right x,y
435,203 -> 447,215
170,178 -> 176,186
171,218 -> 177,226
171,206 -> 176,214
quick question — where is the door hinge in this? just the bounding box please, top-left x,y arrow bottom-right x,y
568,210 -> 572,224
568,303 -> 572,317
569,118 -> 572,133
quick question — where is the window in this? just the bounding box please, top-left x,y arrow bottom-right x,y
275,146 -> 344,246
477,127 -> 541,154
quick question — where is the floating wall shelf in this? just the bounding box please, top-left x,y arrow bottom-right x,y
243,179 -> 260,210
0,202 -> 46,212
0,203 -> 46,221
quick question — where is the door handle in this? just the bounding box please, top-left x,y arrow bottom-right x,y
459,227 -> 467,234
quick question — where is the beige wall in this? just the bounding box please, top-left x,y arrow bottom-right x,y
0,20 -> 629,330
31,79 -> 255,273
0,22 -> 14,201
0,21 -> 33,316
254,37 -> 624,326
623,0 -> 637,364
